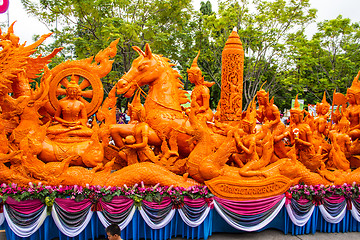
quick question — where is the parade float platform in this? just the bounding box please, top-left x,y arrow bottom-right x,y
2,184 -> 360,240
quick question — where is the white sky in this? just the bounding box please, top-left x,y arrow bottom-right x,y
1,0 -> 360,44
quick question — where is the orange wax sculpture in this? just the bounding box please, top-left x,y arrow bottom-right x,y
2,22 -> 360,201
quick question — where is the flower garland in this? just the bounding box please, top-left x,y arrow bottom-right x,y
287,182 -> 360,205
0,182 -> 213,209
3,182 -> 359,210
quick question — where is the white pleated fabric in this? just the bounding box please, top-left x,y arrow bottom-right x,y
213,197 -> 285,231
0,212 -> 4,226
97,205 -> 136,230
51,206 -> 93,237
139,208 -> 176,229
318,204 -> 347,224
285,203 -> 315,227
350,201 -> 360,222
178,206 -> 211,227
4,205 -> 47,237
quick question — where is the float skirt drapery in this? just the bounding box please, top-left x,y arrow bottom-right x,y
3,194 -> 360,239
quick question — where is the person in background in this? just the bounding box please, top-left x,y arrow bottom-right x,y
106,223 -> 121,240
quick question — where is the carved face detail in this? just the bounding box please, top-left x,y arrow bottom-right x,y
347,92 -> 356,104
290,111 -> 302,124
66,87 -> 80,99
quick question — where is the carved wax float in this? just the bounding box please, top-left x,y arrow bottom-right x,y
3,23 -> 360,200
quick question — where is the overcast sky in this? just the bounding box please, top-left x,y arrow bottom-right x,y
1,0 -> 360,44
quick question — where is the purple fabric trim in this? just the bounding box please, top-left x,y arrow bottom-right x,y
6,197 -> 44,214
100,196 -> 134,214
325,195 -> 345,204
184,196 -> 206,208
143,197 -> 172,209
55,198 -> 92,213
214,194 -> 284,216
355,197 -> 360,204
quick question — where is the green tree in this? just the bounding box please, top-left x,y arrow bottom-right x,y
284,16 -> 360,108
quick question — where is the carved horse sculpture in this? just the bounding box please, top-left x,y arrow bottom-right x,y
115,44 -> 192,156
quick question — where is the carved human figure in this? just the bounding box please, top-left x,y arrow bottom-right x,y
233,102 -> 258,169
47,77 -> 93,140
289,96 -> 325,172
289,98 -> 314,153
123,98 -> 159,163
187,50 -> 215,122
111,91 -> 160,164
346,72 -> 360,140
312,92 -> 331,155
328,114 -> 351,170
314,92 -> 330,137
256,88 -> 289,160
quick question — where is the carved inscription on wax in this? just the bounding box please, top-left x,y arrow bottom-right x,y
219,182 -> 284,195
206,175 -> 293,201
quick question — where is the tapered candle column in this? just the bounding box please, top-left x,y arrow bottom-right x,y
218,29 -> 244,121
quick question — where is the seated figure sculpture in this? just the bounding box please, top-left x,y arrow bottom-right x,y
47,77 -> 93,142
256,86 -> 289,160
110,91 -> 161,164
122,93 -> 159,164
187,50 -> 215,122
234,102 -> 259,173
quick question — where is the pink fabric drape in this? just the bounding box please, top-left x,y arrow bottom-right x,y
297,198 -> 311,205
183,196 -> 207,208
325,195 -> 345,204
143,197 -> 172,209
55,198 -> 92,213
100,196 -> 134,214
6,197 -> 44,214
215,194 -> 284,215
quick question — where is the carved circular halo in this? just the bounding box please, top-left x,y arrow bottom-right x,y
45,67 -> 103,117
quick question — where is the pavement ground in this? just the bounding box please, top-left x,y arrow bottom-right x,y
1,229 -> 360,240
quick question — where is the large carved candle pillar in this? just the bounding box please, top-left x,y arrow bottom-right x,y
218,29 -> 244,121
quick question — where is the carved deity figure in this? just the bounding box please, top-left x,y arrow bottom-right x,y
123,94 -> 159,164
256,86 -> 289,160
233,102 -> 258,169
47,77 -> 93,141
328,114 -> 351,170
289,95 -> 324,171
111,91 -> 160,164
346,71 -> 360,140
314,92 -> 330,136
187,50 -> 215,122
312,92 -> 331,155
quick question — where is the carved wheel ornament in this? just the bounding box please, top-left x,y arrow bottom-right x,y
45,65 -> 104,117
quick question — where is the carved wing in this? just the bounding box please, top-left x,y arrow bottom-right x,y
0,41 -> 34,91
25,47 -> 63,81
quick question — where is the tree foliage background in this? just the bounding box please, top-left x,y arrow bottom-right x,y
17,0 -> 360,112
